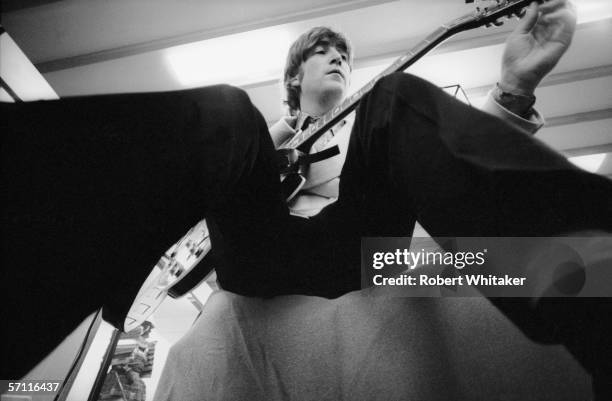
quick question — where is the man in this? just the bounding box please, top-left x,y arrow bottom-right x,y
256,6 -> 612,391
1,0 -> 610,386
214,0 -> 607,296
270,21 -> 545,219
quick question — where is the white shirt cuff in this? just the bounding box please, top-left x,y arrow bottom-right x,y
481,91 -> 545,135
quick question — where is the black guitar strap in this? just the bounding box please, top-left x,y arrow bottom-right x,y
299,145 -> 340,165
295,116 -> 343,165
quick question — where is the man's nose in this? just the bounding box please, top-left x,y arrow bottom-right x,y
328,48 -> 343,65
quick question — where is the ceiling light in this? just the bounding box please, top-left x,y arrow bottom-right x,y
165,26 -> 292,88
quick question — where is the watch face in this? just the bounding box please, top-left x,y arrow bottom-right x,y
494,84 -> 536,114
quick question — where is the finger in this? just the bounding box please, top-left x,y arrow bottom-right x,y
540,7 -> 576,25
539,0 -> 577,22
538,0 -> 569,14
515,2 -> 540,34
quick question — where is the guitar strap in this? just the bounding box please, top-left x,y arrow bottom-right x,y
299,145 -> 340,165
291,115 -> 342,171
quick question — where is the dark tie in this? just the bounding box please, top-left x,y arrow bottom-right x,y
299,116 -> 316,132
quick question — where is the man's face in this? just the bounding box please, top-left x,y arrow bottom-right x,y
297,42 -> 351,110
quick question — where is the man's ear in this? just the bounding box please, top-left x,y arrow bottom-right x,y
289,76 -> 300,87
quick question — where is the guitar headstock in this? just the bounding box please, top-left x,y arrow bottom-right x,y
449,0 -> 537,32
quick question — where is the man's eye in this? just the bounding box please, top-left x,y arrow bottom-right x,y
315,49 -> 326,55
341,54 -> 348,61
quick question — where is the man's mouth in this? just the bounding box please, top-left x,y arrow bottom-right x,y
327,70 -> 344,80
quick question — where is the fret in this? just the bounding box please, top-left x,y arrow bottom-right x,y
320,114 -> 328,126
410,40 -> 430,56
288,133 -> 302,148
425,27 -> 449,43
293,130 -> 307,146
382,62 -> 401,75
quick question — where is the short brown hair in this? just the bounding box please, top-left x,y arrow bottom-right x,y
283,27 -> 353,115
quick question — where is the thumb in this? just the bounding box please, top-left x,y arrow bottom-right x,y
515,2 -> 540,34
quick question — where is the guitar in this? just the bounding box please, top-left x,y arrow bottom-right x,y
123,219 -> 215,332
277,0 -> 535,202
121,0 -> 538,332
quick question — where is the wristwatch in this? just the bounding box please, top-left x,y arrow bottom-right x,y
492,83 -> 536,117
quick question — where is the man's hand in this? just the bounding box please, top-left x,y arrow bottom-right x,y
500,0 -> 577,95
